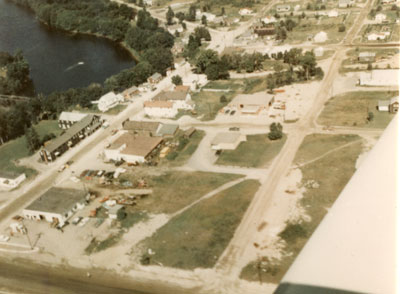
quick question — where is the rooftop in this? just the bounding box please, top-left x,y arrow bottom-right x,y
59,112 -> 87,122
231,92 -> 273,105
144,101 -> 174,108
109,133 -> 163,157
211,132 -> 244,145
153,90 -> 188,101
122,120 -> 161,133
25,187 -> 87,214
156,124 -> 179,136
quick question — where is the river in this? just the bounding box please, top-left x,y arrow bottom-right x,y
0,0 -> 135,95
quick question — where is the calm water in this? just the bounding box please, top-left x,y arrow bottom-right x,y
0,0 -> 135,95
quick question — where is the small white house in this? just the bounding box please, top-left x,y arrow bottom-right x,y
143,0 -> 152,6
23,187 -> 89,226
0,172 -> 26,189
97,92 -> 124,112
375,13 -> 387,23
339,0 -> 354,8
314,31 -> 328,43
314,47 -> 324,57
58,112 -> 88,129
144,101 -> 178,118
328,10 -> 339,17
367,32 -> 389,41
211,132 -> 247,150
276,5 -> 291,12
262,16 -> 277,24
239,8 -> 253,15
195,11 -> 216,22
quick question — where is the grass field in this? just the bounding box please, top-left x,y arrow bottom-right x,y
318,91 -> 398,128
240,134 -> 363,283
191,91 -> 235,121
139,180 -> 260,270
216,134 -> 287,168
0,120 -> 62,177
122,171 -> 244,214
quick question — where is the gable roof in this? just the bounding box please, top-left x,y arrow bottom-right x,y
156,124 -> 179,136
122,120 -> 161,132
211,132 -> 243,145
109,133 -> 163,157
59,112 -> 88,122
144,101 -> 174,108
153,90 -> 187,101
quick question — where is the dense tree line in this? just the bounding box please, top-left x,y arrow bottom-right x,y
0,51 -> 33,95
194,49 -> 229,80
183,27 -> 211,60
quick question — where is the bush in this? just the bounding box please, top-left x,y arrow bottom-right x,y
367,111 -> 374,122
338,24 -> 346,32
279,223 -> 307,244
171,75 -> 183,86
166,151 -> 178,160
268,123 -> 283,140
220,95 -> 227,103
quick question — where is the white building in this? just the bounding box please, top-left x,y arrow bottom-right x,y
143,0 -> 152,6
211,132 -> 247,150
153,86 -> 194,111
195,11 -> 216,22
338,0 -> 354,8
96,92 -> 124,112
239,8 -> 253,15
367,32 -> 389,41
0,172 -> 26,189
58,112 -> 88,129
167,24 -> 184,35
262,16 -> 277,24
375,13 -> 387,23
23,187 -> 89,226
225,92 -> 273,116
328,10 -> 339,17
314,31 -> 328,43
359,70 -> 399,86
144,101 -> 178,118
314,47 -> 324,57
276,5 -> 291,12
104,133 -> 163,164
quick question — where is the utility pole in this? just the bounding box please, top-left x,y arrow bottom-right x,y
21,219 -> 33,249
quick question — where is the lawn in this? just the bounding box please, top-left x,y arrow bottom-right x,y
318,91 -> 398,128
241,135 -> 364,284
161,130 -> 205,167
216,134 -> 287,168
73,104 -> 127,115
191,90 -> 235,121
202,80 -> 242,91
0,120 -> 62,177
138,180 -> 260,270
121,171 -> 244,214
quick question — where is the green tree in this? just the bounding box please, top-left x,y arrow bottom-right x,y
220,95 -> 227,103
268,123 -> 283,140
202,15 -> 207,26
267,75 -> 276,93
166,6 -> 175,25
367,62 -> 372,70
299,51 -> 317,80
25,126 -> 41,154
367,112 -> 374,122
171,75 -> 183,85
338,24 -> 346,32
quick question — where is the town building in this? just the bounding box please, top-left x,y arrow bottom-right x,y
143,0 -> 152,6
96,92 -> 124,112
211,132 -> 247,150
338,0 -> 354,8
239,8 -> 253,15
359,69 -> 399,86
58,112 -> 88,129
367,32 -> 389,41
314,31 -> 328,43
148,72 -> 163,84
104,133 -> 163,164
261,16 -> 277,24
122,86 -> 140,100
358,52 -> 376,63
328,10 -> 339,17
144,101 -> 178,118
375,13 -> 387,23
276,5 -> 291,12
156,124 -> 179,138
0,171 -> 26,189
40,114 -> 101,162
153,87 -> 193,110
314,47 -> 324,57
225,92 -> 274,116
167,24 -> 184,35
381,0 -> 396,4
22,187 -> 89,226
122,120 -> 161,136
254,24 -> 276,37
195,11 -> 216,22
378,97 -> 399,113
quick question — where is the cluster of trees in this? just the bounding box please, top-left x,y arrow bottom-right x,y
183,26 -> 211,59
266,49 -> 324,92
12,0 -> 135,42
306,3 -> 327,10
0,51 -> 33,95
194,49 -> 229,80
220,52 -> 265,73
268,123 -> 283,140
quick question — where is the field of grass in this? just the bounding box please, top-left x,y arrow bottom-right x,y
162,130 -> 205,167
0,120 -> 62,177
203,80 -> 242,91
191,91 -> 235,121
139,180 -> 260,270
216,134 -> 287,168
294,134 -> 361,164
241,134 -> 364,283
318,91 -> 398,128
121,171 -> 243,214
74,104 -> 127,115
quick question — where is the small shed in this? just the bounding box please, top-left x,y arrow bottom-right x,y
148,73 -> 162,84
378,100 -> 390,112
314,47 -> 324,57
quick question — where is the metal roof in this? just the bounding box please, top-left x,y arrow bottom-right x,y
58,112 -> 87,122
156,124 -> 179,136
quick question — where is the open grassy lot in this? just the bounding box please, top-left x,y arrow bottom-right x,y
341,48 -> 399,72
241,134 -> 364,283
216,134 -> 287,168
202,80 -> 242,91
191,90 -> 235,121
139,180 -> 260,270
294,134 -> 361,164
74,104 -> 127,115
318,91 -> 398,128
0,120 -> 62,177
121,171 -> 243,214
161,130 -> 205,167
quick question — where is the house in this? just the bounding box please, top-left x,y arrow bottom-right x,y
102,201 -> 124,219
226,92 -> 273,116
148,72 -> 163,84
184,127 -> 196,138
97,92 -> 124,112
195,11 -> 216,22
378,97 -> 399,113
22,187 -> 89,226
328,10 -> 339,17
122,86 -> 140,100
276,5 -> 291,12
40,115 -> 101,162
239,8 -> 253,15
58,112 -> 88,129
254,24 -> 276,37
122,120 -> 161,136
211,132 -> 247,150
156,124 -> 179,137
144,101 -> 178,118
314,31 -> 328,43
262,16 -> 277,24
143,0 -> 152,6
339,0 -> 354,8
167,24 -> 184,35
153,87 -> 193,110
375,13 -> 387,23
104,133 -> 163,164
0,171 -> 26,189
358,52 -> 376,63
359,69 -> 399,86
367,32 -> 389,41
314,47 -> 324,57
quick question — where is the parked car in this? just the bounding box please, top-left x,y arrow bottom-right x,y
230,110 -> 236,115
225,109 -> 230,114
56,221 -> 69,230
229,127 -> 240,131
96,170 -> 105,177
72,216 -> 83,225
